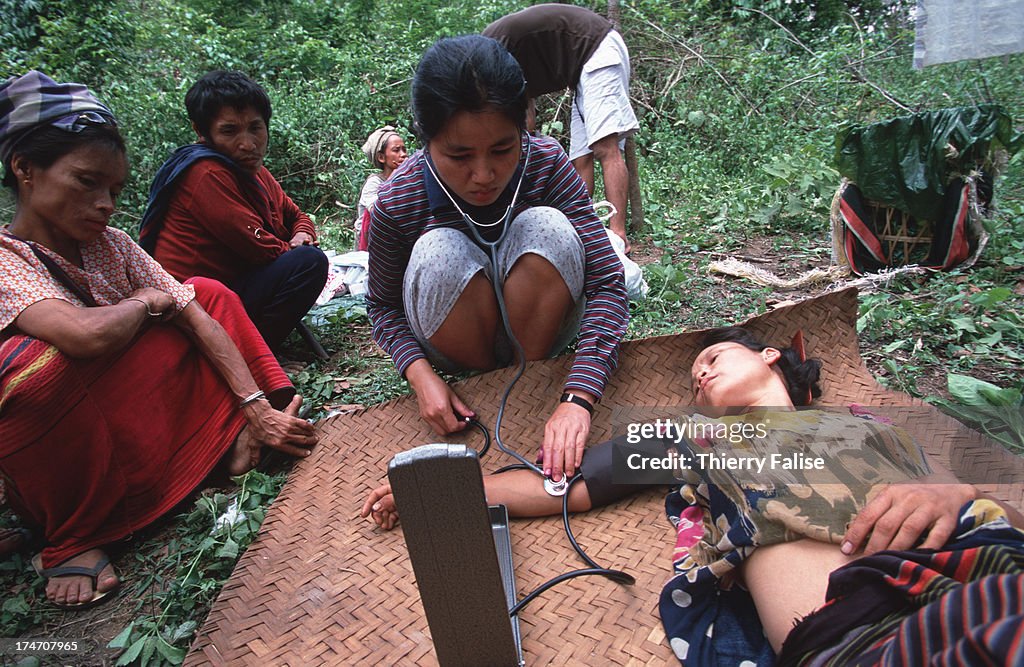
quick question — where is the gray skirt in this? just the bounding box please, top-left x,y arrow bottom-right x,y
403,206 -> 586,372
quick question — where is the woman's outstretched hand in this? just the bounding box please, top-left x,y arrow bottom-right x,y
406,359 -> 474,435
242,394 -> 318,457
842,482 -> 977,556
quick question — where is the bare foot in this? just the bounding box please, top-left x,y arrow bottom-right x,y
227,426 -> 261,475
37,548 -> 119,607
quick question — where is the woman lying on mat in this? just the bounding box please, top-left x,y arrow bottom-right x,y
0,71 -> 317,610
364,326 -> 1024,664
365,35 -> 628,484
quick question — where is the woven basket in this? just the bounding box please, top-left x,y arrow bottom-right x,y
830,177 -> 989,271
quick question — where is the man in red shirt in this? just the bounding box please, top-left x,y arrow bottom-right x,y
140,70 -> 328,351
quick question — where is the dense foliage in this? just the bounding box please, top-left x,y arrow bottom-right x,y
1,1 -> 1021,663
2,0 -> 1020,251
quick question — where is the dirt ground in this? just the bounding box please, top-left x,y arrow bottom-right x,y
675,235 -> 956,398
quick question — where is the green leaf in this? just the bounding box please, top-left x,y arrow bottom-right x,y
140,636 -> 157,667
115,636 -> 147,666
170,620 -> 198,643
108,622 -> 136,649
978,331 -> 1002,345
949,316 -> 977,334
974,286 -> 1012,307
156,637 -> 188,665
991,318 -> 1021,332
882,340 -> 904,353
947,374 -> 1007,407
2,596 -> 29,614
977,385 -> 1022,407
217,537 -> 239,560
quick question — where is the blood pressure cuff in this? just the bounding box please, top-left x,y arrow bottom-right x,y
579,434 -> 672,508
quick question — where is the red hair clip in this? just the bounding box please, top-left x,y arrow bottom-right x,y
790,330 -> 813,405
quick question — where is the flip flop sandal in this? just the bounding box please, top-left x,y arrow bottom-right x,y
31,552 -> 120,610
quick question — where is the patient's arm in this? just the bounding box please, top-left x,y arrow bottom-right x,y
484,469 -> 594,516
361,469 -> 595,530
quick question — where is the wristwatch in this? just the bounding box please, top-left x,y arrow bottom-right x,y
559,392 -> 594,415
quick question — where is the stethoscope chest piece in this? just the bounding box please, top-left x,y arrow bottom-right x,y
543,476 -> 568,497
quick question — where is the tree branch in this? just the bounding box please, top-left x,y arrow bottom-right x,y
743,7 -> 914,113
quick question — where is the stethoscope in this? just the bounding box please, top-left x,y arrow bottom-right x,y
422,137 -> 569,497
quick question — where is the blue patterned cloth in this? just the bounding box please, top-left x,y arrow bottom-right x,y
658,409 -> 932,666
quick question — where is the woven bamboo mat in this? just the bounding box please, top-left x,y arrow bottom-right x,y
186,287 -> 1024,666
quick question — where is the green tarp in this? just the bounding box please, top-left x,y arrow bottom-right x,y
836,105 -> 1022,221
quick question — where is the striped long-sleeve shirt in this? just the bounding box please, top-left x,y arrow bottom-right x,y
366,134 -> 628,399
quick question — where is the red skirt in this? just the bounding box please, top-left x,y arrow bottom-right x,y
0,277 -> 291,568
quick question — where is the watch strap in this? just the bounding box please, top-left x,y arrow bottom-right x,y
560,392 -> 594,414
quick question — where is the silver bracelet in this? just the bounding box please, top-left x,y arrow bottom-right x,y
239,390 -> 266,409
124,297 -> 161,317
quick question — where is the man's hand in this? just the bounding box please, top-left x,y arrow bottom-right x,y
289,231 -> 317,248
842,482 -> 977,556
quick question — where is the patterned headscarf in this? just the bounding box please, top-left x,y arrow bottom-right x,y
361,126 -> 399,169
0,70 -> 116,163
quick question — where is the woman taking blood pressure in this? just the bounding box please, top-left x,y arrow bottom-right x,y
365,35 -> 628,483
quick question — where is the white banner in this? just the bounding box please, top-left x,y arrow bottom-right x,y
914,0 -> 1024,68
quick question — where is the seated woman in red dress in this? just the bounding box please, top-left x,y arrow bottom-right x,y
0,71 -> 318,609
